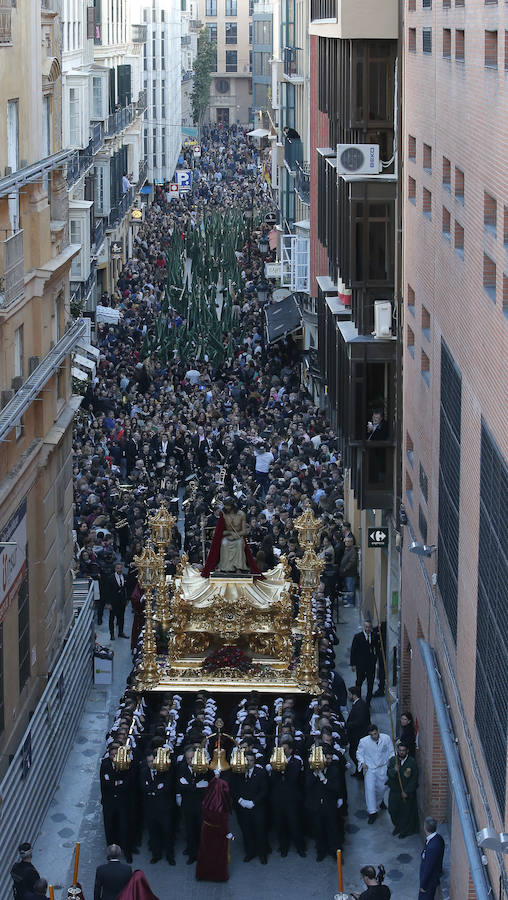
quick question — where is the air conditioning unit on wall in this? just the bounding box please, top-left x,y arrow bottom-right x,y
337,144 -> 381,175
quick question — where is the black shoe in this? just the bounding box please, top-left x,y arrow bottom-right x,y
380,800 -> 387,810
280,848 -> 288,858
244,854 -> 255,862
167,855 -> 176,865
259,855 -> 268,864
316,852 -> 326,862
150,856 -> 161,864
297,849 -> 306,858
110,635 -> 115,641
367,813 -> 378,825
186,856 -> 196,865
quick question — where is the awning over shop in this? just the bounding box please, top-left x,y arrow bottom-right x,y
140,185 -> 152,194
265,294 -> 303,344
247,128 -> 270,139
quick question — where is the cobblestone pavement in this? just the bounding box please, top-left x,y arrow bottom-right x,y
33,605 -> 422,899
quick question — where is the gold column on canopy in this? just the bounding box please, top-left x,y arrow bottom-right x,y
294,506 -> 323,693
133,545 -> 160,689
148,503 -> 176,633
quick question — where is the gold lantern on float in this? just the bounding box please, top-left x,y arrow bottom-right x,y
208,718 -> 231,772
154,746 -> 172,772
270,745 -> 288,773
148,504 -> 175,633
133,546 -> 160,688
294,505 -> 322,549
230,746 -> 248,775
191,746 -> 210,775
148,503 -> 176,551
114,741 -> 132,771
309,743 -> 326,772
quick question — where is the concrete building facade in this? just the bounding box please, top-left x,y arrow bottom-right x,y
0,0 -> 86,776
141,0 -> 183,185
401,0 -> 508,896
180,0 -> 200,135
196,0 -> 253,127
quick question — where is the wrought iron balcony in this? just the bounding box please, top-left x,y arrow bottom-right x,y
136,90 -> 147,115
106,187 -> 133,230
67,141 -> 94,188
136,159 -> 148,191
0,230 -> 24,308
284,136 -> 303,172
181,34 -> 191,46
295,161 -> 310,205
132,24 -> 147,43
189,19 -> 202,31
105,104 -> 135,139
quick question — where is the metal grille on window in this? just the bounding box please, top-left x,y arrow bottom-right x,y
437,340 -> 461,641
475,422 -> 508,814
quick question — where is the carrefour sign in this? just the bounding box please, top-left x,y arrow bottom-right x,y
0,500 -> 27,623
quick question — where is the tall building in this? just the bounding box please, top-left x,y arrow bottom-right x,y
91,0 -> 148,292
252,0 -> 273,117
309,0 -> 401,700
180,0 -> 200,135
401,0 -> 508,896
141,0 -> 183,185
196,0 -> 253,127
0,0 -> 87,774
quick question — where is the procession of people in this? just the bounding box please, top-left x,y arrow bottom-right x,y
62,126 -> 441,898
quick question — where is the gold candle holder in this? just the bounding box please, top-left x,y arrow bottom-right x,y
148,504 -> 176,633
134,546 -> 160,689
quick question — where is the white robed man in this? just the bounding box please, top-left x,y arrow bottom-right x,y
356,723 -> 393,824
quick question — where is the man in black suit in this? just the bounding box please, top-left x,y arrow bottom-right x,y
267,736 -> 306,858
105,563 -> 128,640
100,747 -> 133,862
419,816 -> 445,899
11,842 -> 40,900
139,750 -> 176,865
366,410 -> 388,440
232,749 -> 268,864
345,686 -> 370,776
94,845 -> 132,900
305,747 -> 347,861
350,619 -> 378,704
176,746 -> 211,864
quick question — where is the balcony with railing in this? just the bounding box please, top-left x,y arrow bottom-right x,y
284,136 -> 303,172
136,89 -> 147,115
0,230 -> 24,308
310,0 -> 397,39
0,6 -> 12,44
67,140 -> 94,188
283,47 -> 304,83
189,19 -> 202,31
106,187 -> 133,231
181,34 -> 191,46
132,24 -> 147,43
136,159 -> 148,191
105,104 -> 135,139
181,69 -> 193,83
295,162 -> 310,205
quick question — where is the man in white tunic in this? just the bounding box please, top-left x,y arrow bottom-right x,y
356,724 -> 393,823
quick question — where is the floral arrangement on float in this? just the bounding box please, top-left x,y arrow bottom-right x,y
202,645 -> 252,673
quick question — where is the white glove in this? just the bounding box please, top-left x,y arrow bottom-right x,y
318,772 -> 326,782
176,793 -> 182,807
244,799 -> 254,809
196,779 -> 208,788
265,763 -> 272,772
226,832 -> 234,840
238,797 -> 247,808
337,798 -> 343,808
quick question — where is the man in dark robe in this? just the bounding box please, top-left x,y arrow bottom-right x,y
387,741 -> 419,837
196,774 -> 232,882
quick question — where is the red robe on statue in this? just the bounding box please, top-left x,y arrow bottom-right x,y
201,514 -> 261,578
196,777 -> 232,882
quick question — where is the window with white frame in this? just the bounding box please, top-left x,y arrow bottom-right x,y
70,219 -> 82,277
69,87 -> 80,146
92,76 -> 103,119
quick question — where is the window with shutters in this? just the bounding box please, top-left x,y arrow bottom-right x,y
475,422 -> 508,815
408,175 -> 416,202
69,87 -> 80,146
442,156 -> 451,188
455,29 -> 465,61
485,29 -> 498,67
437,340 -> 461,641
442,207 -> 451,238
92,76 -> 103,119
421,348 -> 430,385
483,253 -> 496,300
423,187 -> 432,217
87,6 -> 96,39
455,220 -> 464,253
409,27 -> 416,51
422,27 -> 432,53
455,166 -> 464,201
407,324 -> 415,357
443,28 -> 451,58
423,143 -> 432,171
484,192 -> 496,232
421,305 -> 431,340
70,220 -> 82,277
117,64 -> 131,107
407,283 -> 415,314
408,134 -> 416,160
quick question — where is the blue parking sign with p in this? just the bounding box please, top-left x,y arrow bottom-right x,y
177,170 -> 192,191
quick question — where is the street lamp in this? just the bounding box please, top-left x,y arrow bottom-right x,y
258,234 -> 270,257
256,279 -> 269,304
408,541 -> 437,558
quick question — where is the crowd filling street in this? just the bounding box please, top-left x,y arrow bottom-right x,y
12,128 -> 445,900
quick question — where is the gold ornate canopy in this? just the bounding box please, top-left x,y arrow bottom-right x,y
134,504 -> 324,694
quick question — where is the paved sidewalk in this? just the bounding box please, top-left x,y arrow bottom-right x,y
32,603 -> 422,899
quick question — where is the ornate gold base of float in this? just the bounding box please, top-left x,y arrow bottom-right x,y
134,506 -> 324,696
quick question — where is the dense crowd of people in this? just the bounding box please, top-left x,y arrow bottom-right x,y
65,127 -> 440,898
